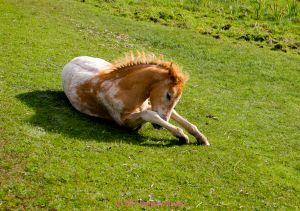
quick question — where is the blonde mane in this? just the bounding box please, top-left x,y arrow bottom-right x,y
100,51 -> 188,84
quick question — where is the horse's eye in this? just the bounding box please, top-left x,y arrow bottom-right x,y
166,92 -> 171,101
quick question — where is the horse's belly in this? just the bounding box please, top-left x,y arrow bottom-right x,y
62,56 -> 112,117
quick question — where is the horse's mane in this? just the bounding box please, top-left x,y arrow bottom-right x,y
100,51 -> 188,84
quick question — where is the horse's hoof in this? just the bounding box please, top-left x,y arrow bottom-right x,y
197,138 -> 210,146
177,136 -> 189,145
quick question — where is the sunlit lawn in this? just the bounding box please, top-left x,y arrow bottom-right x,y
0,0 -> 299,209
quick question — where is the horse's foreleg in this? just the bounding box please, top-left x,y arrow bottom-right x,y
171,110 -> 210,146
123,110 -> 190,144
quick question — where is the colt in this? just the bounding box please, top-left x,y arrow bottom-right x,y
62,52 -> 209,145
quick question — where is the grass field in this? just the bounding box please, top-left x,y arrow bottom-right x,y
89,0 -> 300,54
0,0 -> 299,209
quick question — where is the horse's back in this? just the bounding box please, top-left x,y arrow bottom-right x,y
68,56 -> 111,73
62,56 -> 110,88
62,56 -> 111,79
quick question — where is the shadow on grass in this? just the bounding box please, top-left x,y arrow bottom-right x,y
16,90 -> 180,146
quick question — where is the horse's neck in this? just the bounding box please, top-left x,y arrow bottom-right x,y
120,67 -> 165,95
114,67 -> 166,110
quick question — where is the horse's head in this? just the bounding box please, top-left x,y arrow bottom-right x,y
150,63 -> 188,122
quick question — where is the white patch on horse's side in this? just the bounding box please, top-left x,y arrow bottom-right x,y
62,57 -> 110,91
98,79 -> 124,125
107,79 -> 124,112
62,56 -> 112,115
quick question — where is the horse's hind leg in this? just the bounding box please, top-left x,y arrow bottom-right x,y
123,110 -> 190,144
171,110 -> 210,146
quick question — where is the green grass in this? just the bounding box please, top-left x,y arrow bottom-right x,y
0,0 -> 300,209
89,0 -> 300,54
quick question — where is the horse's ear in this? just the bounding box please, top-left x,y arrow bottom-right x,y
168,62 -> 178,83
168,62 -> 188,84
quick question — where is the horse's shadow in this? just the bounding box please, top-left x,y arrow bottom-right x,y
16,90 -> 179,146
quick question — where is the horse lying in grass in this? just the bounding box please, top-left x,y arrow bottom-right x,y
62,52 -> 210,145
